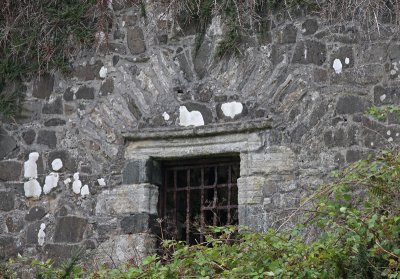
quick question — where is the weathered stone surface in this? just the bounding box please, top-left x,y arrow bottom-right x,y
113,55 -> 120,66
0,191 -> 15,211
0,161 -> 22,181
48,150 -> 77,172
44,118 -> 66,127
43,243 -> 81,264
336,95 -> 369,115
93,234 -> 156,266
63,88 -> 74,101
324,129 -> 347,147
238,176 -> 265,204
6,215 -> 24,233
292,40 -> 326,65
302,19 -> 318,35
22,129 -> 36,145
109,43 -> 127,55
37,130 -> 57,148
346,149 -> 366,163
277,24 -> 297,44
240,147 -> 296,176
100,78 -> 114,95
120,213 -> 158,234
26,222 -> 41,244
193,40 -> 212,79
0,236 -> 20,259
374,86 -> 400,105
0,127 -> 17,159
32,74 -> 54,99
42,97 -> 63,114
75,86 -> 95,100
54,216 -> 88,243
96,184 -> 159,215
127,96 -> 142,119
331,46 -> 354,69
73,61 -> 103,81
127,27 -> 146,55
313,68 -> 327,83
25,206 -> 47,221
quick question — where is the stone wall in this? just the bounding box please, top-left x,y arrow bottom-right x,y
1,0 -> 400,265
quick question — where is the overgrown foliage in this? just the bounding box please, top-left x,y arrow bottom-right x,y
1,150 -> 399,278
367,105 -> 400,121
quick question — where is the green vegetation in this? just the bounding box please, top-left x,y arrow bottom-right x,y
367,106 -> 400,121
1,150 -> 399,278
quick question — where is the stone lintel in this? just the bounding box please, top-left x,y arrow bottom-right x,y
122,118 -> 272,141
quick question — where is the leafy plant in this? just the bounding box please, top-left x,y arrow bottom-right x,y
367,105 -> 400,121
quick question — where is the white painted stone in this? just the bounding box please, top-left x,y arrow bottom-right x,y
333,59 -> 342,74
99,66 -> 108,79
43,173 -> 59,194
72,172 -> 82,194
387,130 -> 391,136
380,94 -> 386,102
179,106 -> 204,127
162,112 -> 170,121
345,57 -> 350,64
304,47 -> 307,60
221,101 -> 243,119
24,152 -> 39,179
38,223 -> 46,246
24,179 -> 42,198
388,137 -> 393,142
97,178 -> 106,186
51,158 -> 63,171
64,178 -> 71,186
390,69 -> 397,75
397,133 -> 400,137
81,185 -> 90,197
96,31 -> 106,45
371,142 -> 374,147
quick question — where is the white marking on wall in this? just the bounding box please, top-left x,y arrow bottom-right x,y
72,172 -> 82,194
24,180 -> 42,198
388,137 -> 393,142
64,178 -> 71,186
333,59 -> 342,74
99,66 -> 108,79
38,223 -> 46,246
387,130 -> 391,136
162,112 -> 170,121
179,106 -> 204,127
24,152 -> 39,179
304,47 -> 308,60
380,94 -> 386,102
345,57 -> 350,64
97,178 -> 106,186
81,185 -> 90,197
43,173 -> 59,194
51,159 -> 63,171
221,101 -> 243,119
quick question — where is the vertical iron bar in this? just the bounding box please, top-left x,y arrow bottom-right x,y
213,167 -> 218,226
186,169 -> 190,244
200,167 -> 205,243
227,165 -> 232,224
173,169 -> 177,239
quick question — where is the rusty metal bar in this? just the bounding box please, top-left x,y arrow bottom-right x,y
186,169 -> 190,244
200,167 -> 205,243
228,165 -> 231,224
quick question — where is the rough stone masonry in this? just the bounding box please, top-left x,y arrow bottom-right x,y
1,0 -> 400,266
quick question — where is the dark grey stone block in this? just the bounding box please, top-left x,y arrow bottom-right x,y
0,235 -> 20,259
75,86 -> 95,100
54,216 -> 88,243
44,118 -> 66,127
100,78 -> 114,95
120,213 -> 158,234
292,40 -> 326,65
127,27 -> 146,55
64,88 -> 74,101
0,127 -> 17,159
43,243 -> 81,264
42,96 -> 63,114
0,161 -> 22,181
37,130 -> 57,148
336,95 -> 369,115
25,206 -> 47,221
302,19 -> 318,35
32,74 -> 54,99
73,60 -> 103,81
0,191 -> 15,211
22,129 -> 36,145
277,24 -> 297,44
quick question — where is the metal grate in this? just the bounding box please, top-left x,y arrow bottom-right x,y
159,156 -> 240,244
